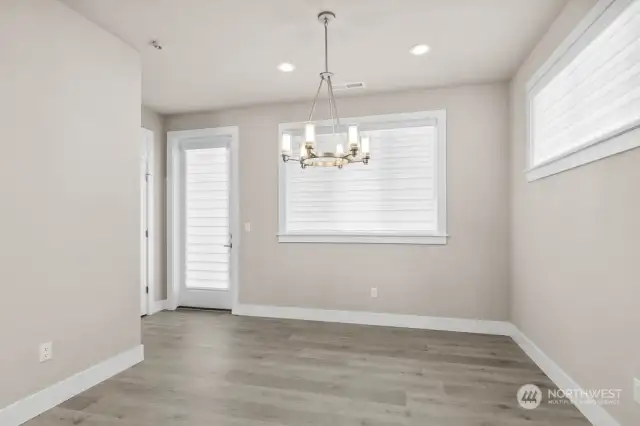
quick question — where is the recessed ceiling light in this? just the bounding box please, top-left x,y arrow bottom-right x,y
410,44 -> 430,56
277,62 -> 295,72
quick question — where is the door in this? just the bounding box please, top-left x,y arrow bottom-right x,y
179,137 -> 232,309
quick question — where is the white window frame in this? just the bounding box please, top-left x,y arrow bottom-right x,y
278,110 -> 447,245
526,0 -> 640,182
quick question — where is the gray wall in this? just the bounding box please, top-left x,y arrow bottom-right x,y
510,0 -> 640,424
0,0 -> 141,408
167,83 -> 511,320
141,106 -> 167,301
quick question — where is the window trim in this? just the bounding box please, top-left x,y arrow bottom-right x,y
278,110 -> 447,245
525,0 -> 640,182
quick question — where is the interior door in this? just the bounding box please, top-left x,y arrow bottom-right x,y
179,137 -> 232,309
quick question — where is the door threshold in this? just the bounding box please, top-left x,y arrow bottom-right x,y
177,306 -> 232,313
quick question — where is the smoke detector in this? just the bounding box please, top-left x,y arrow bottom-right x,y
150,40 -> 163,50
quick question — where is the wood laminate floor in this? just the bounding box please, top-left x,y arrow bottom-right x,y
26,310 -> 590,426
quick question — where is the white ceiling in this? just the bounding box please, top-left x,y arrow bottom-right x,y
60,0 -> 568,115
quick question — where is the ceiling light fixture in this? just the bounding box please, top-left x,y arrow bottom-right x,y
410,44 -> 430,56
281,11 -> 370,169
277,62 -> 295,72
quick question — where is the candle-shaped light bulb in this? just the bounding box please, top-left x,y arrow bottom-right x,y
281,133 -> 292,154
361,135 -> 370,155
336,143 -> 344,156
305,122 -> 316,144
348,125 -> 359,149
300,142 -> 307,158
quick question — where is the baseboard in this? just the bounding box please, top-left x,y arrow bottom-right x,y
0,345 -> 143,426
149,299 -> 168,315
511,330 -> 620,426
232,304 -> 515,336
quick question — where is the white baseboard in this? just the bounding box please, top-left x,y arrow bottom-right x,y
233,304 -> 620,426
232,304 -> 516,336
0,345 -> 143,426
149,299 -> 168,315
511,330 -> 621,426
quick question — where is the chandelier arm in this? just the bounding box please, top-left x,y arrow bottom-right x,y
327,75 -> 337,137
327,75 -> 341,131
307,78 -> 325,122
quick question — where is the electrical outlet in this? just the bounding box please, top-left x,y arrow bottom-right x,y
634,377 -> 640,404
244,222 -> 251,232
370,287 -> 378,298
39,342 -> 53,363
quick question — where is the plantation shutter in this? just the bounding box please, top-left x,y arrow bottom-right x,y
284,125 -> 438,234
185,146 -> 230,289
531,0 -> 640,165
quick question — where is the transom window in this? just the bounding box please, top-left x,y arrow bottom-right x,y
527,0 -> 640,181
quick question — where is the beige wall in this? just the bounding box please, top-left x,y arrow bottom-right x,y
141,106 -> 167,301
167,83 -> 511,320
0,0 -> 141,409
510,1 -> 640,424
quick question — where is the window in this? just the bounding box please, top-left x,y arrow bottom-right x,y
527,0 -> 640,181
278,111 -> 447,244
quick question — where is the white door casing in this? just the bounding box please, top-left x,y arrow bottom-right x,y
140,128 -> 154,315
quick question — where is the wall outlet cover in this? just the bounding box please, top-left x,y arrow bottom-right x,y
634,377 -> 640,404
370,287 -> 378,298
39,342 -> 53,363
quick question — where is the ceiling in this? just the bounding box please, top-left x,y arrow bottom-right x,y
60,0 -> 568,115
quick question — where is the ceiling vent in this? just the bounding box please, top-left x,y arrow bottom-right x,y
333,82 -> 366,91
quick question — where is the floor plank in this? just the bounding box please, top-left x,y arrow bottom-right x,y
24,310 -> 590,426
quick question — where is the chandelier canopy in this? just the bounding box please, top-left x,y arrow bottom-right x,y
281,11 -> 370,169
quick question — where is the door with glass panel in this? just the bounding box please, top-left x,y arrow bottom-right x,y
179,138 -> 232,309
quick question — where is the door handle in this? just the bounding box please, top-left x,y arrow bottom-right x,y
224,243 -> 232,248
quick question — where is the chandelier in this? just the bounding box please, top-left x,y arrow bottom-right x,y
281,11 -> 370,169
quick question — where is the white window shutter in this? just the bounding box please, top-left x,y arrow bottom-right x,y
185,148 -> 230,289
284,126 -> 438,235
532,0 -> 640,166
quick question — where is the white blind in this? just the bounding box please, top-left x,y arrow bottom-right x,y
531,0 -> 640,166
185,147 -> 230,290
284,126 -> 437,234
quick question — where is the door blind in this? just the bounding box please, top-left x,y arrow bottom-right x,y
531,0 -> 640,165
185,147 -> 230,289
284,126 -> 437,234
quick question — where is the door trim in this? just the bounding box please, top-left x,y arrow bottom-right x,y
167,127 -> 240,311
141,127 -> 154,315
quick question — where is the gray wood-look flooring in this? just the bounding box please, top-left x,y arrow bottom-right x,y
26,310 -> 589,426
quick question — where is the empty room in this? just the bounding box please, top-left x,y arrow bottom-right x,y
1,0 -> 638,425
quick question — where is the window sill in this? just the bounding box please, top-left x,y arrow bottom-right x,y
526,127 -> 640,182
277,234 -> 448,245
